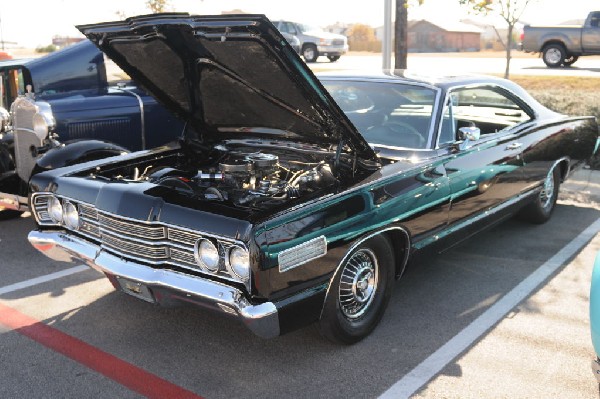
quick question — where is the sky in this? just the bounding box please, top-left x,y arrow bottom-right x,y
1,0 -> 598,48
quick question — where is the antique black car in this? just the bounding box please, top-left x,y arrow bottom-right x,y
28,14 -> 599,344
0,40 -> 182,213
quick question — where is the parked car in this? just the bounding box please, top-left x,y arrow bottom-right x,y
281,32 -> 301,54
520,11 -> 600,67
28,14 -> 599,344
275,20 -> 348,62
0,40 -> 182,213
591,252 -> 600,386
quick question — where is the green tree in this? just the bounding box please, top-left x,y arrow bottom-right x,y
459,0 -> 534,78
394,1 -> 424,70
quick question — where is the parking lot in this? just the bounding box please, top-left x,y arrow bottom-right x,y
0,170 -> 599,398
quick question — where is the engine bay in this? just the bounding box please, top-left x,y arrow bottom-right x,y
88,144 -> 345,212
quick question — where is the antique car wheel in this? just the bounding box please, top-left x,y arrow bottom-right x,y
563,55 -> 579,67
542,44 -> 566,68
519,165 -> 560,224
327,55 -> 340,62
302,44 -> 318,63
319,235 -> 394,344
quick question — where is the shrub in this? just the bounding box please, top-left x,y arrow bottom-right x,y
35,44 -> 58,53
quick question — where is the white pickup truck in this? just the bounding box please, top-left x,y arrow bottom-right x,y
520,11 -> 600,67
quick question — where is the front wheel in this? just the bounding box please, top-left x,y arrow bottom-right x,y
302,44 -> 318,63
542,44 -> 566,68
518,165 -> 560,224
327,55 -> 340,62
318,235 -> 395,344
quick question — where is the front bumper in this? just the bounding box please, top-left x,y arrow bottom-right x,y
316,44 -> 348,56
28,230 -> 280,338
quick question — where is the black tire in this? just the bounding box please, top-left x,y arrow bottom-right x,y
563,55 -> 579,67
318,235 -> 395,344
302,44 -> 318,63
519,165 -> 560,224
327,55 -> 340,62
542,44 -> 566,68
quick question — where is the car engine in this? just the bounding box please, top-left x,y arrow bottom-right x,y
98,149 -> 339,211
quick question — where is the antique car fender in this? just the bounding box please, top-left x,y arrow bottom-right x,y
34,140 -> 128,172
0,133 -> 15,173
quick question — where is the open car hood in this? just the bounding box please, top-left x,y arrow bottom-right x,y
77,13 -> 377,161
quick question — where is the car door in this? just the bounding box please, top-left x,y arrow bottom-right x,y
437,86 -> 533,228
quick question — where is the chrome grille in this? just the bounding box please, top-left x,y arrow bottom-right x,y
34,195 -> 248,283
98,214 -> 166,240
168,229 -> 199,246
102,233 -> 169,259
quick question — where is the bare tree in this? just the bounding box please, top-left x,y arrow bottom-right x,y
459,0 -> 534,78
394,0 -> 424,70
146,0 -> 171,14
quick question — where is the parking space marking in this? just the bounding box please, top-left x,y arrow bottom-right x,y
0,265 -> 89,295
0,302 -> 205,399
379,217 -> 600,399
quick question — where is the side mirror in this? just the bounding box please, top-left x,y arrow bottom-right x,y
458,126 -> 481,141
456,126 -> 481,151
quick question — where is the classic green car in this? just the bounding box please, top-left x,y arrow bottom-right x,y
28,14 -> 599,344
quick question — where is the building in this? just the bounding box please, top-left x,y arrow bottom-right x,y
375,19 -> 482,52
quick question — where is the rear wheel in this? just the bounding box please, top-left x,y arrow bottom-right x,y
318,235 -> 394,344
542,44 -> 566,68
519,165 -> 560,224
302,44 -> 318,63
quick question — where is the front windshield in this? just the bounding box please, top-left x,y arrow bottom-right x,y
104,55 -> 131,83
323,80 -> 437,149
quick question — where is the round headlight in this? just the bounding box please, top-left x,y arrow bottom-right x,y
228,246 -> 250,282
63,201 -> 80,230
194,239 -> 220,273
48,197 -> 63,224
32,112 -> 55,140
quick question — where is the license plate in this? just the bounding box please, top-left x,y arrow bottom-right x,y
116,277 -> 155,303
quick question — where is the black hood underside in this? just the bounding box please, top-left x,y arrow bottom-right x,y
77,13 -> 377,162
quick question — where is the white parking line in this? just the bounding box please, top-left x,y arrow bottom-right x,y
0,265 -> 89,295
379,218 -> 600,399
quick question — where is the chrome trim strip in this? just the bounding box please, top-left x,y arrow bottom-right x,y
278,235 -> 327,273
115,88 -> 146,150
319,226 -> 410,319
28,230 -> 280,339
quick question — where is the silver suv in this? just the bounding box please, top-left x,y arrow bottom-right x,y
275,20 -> 348,63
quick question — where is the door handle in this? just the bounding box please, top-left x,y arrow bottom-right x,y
505,142 -> 522,150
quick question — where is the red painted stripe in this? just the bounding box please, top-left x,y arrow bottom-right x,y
0,302 -> 205,399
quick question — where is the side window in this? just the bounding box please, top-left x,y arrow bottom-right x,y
284,22 -> 297,35
438,87 -> 532,146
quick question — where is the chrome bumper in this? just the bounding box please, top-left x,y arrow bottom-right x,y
28,230 -> 280,338
593,358 -> 600,383
0,191 -> 28,211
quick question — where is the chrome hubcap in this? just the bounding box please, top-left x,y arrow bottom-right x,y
545,48 -> 562,64
339,249 -> 379,319
540,168 -> 556,209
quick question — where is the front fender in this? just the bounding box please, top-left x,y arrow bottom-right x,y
0,132 -> 15,172
35,140 -> 128,172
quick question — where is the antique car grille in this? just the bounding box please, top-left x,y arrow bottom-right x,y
67,118 -> 131,141
32,194 -> 243,283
